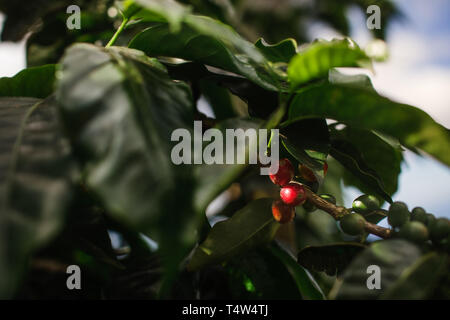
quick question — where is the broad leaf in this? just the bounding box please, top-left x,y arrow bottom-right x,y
255,38 -> 297,63
129,17 -> 281,91
187,198 -> 280,271
55,44 -> 198,289
330,139 -> 392,203
331,239 -> 423,299
225,247 -> 303,299
288,84 -> 450,167
297,243 -> 366,276
270,244 -> 325,300
331,126 -> 403,199
0,97 -> 76,298
287,38 -> 371,88
380,252 -> 448,299
0,65 -> 56,99
193,118 -> 263,214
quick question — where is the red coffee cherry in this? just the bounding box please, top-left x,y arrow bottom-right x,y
280,182 -> 307,206
269,158 -> 294,186
272,199 -> 295,224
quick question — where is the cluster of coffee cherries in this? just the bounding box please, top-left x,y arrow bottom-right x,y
269,158 -> 328,224
387,202 -> 450,246
340,194 -> 450,247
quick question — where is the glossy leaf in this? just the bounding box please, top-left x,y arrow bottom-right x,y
381,252 -> 448,299
55,44 -> 198,288
287,38 -> 371,88
288,84 -> 450,167
0,65 -> 56,99
129,18 -> 281,91
331,239 -> 422,299
330,138 -> 392,203
270,244 -> 325,300
297,243 -> 366,276
0,97 -> 76,298
332,126 -> 403,199
187,198 -> 280,271
255,38 -> 297,63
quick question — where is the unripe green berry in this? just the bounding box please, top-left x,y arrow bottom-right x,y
430,218 -> 450,241
425,213 -> 436,227
340,213 -> 366,236
320,194 -> 336,205
411,207 -> 427,224
388,201 -> 410,227
398,221 -> 429,243
352,194 -> 380,215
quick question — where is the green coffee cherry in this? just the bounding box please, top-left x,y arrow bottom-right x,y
398,221 -> 429,243
352,195 -> 380,215
340,213 -> 366,235
430,218 -> 450,241
411,207 -> 427,224
425,213 -> 436,227
388,201 -> 410,227
320,194 -> 336,205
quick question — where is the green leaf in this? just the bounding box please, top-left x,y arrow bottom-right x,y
0,97 -> 76,298
270,244 -> 325,300
331,239 -> 423,299
193,118 -> 263,214
329,138 -> 392,203
226,247 -> 303,299
287,38 -> 371,88
123,0 -> 190,30
332,126 -> 403,199
255,38 -> 297,63
129,17 -> 281,91
381,252 -> 448,299
288,83 -> 450,167
280,118 -> 330,183
187,198 -> 280,271
297,243 -> 366,276
0,65 -> 56,99
55,43 -> 197,290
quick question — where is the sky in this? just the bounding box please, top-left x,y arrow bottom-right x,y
0,0 -> 449,220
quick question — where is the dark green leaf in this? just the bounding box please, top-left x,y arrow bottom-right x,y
381,252 -> 448,299
287,38 -> 371,88
187,198 -> 280,271
288,83 -> 450,167
332,126 -> 403,199
55,44 -> 198,290
129,17 -> 281,91
0,65 -> 56,99
0,97 -> 76,298
330,138 -> 392,203
255,38 -> 297,63
331,239 -> 423,299
270,244 -> 325,300
226,247 -> 303,299
297,242 -> 366,276
193,118 -> 262,214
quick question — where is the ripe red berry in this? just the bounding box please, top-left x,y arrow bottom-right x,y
272,199 -> 295,224
323,162 -> 328,176
269,158 -> 294,186
280,182 -> 307,206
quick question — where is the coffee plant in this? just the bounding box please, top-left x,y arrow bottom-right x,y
0,0 -> 449,300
